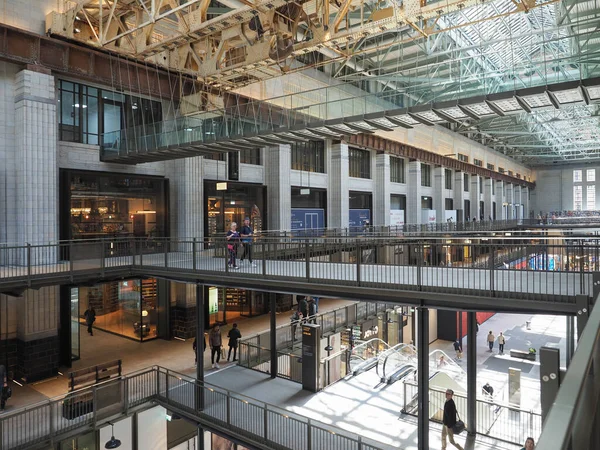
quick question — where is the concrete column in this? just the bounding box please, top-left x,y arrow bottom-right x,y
514,185 -> 522,220
328,142 -> 349,228
374,154 -> 391,226
433,166 -> 445,223
522,187 -> 530,219
470,175 -> 480,220
407,161 -> 422,224
265,144 -> 292,230
417,307 -> 430,449
496,180 -> 505,220
484,178 -> 493,221
453,170 -> 465,222
14,68 -> 57,262
506,183 -> 514,219
15,286 -> 60,382
172,156 -> 204,240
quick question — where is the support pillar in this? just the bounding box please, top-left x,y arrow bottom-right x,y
172,157 -> 204,239
522,186 -> 530,219
496,181 -> 505,220
514,185 -> 523,220
467,312 -> 477,435
374,154 -> 391,226
328,141 -> 349,228
265,144 -> 292,230
539,347 -> 560,422
470,175 -> 480,221
483,178 -> 493,221
270,293 -> 277,378
453,170 -> 465,222
417,307 -> 429,449
506,183 -> 514,220
566,315 -> 575,367
195,285 -> 204,383
408,161 -> 422,224
433,166 -> 445,224
15,68 -> 57,261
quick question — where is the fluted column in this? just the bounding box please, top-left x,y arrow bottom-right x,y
328,142 -> 349,228
172,156 -> 204,240
484,177 -> 493,221
265,144 -> 292,230
453,170 -> 465,222
407,161 -> 422,224
374,154 -> 391,226
433,166 -> 445,223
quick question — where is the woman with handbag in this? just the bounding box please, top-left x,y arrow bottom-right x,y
442,389 -> 464,450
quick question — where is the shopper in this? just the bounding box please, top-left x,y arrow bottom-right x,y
227,323 -> 242,362
497,332 -> 506,354
84,306 -> 96,336
192,335 -> 207,365
308,298 -> 317,323
0,365 -> 9,411
290,310 -> 302,342
239,218 -> 256,266
226,223 -> 240,269
442,389 -> 464,450
482,382 -> 494,399
487,331 -> 495,352
453,340 -> 462,359
298,296 -> 309,319
520,437 -> 535,450
209,325 -> 223,369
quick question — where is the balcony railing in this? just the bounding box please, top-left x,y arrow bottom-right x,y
0,366 -> 390,450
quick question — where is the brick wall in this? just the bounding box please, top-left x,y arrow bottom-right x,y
16,335 -> 59,382
171,306 -> 196,340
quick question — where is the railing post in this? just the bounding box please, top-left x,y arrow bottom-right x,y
69,241 -> 74,282
305,239 -> 310,281
101,239 -> 106,278
124,377 -> 129,415
26,243 -> 31,285
307,418 -> 312,450
225,241 -> 229,274
49,401 -> 55,445
165,369 -> 170,405
356,244 -> 361,286
226,390 -> 231,425
263,404 -> 269,443
193,238 -> 197,271
262,241 -> 267,276
416,242 -> 422,290
489,244 -> 495,296
165,239 -> 169,268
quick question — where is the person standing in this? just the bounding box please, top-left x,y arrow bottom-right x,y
290,310 -> 302,343
192,335 -> 207,365
84,306 -> 96,336
298,296 -> 308,319
498,332 -> 506,354
308,298 -> 317,323
227,323 -> 242,362
453,340 -> 462,359
226,223 -> 240,269
209,325 -> 223,369
487,331 -> 495,352
520,437 -> 535,450
239,218 -> 256,266
442,389 -> 464,450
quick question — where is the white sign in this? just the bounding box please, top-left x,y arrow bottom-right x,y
445,210 -> 457,223
390,209 -> 405,226
421,209 -> 437,224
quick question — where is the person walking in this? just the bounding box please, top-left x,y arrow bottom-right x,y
239,218 -> 256,266
453,340 -> 463,359
308,298 -> 317,324
227,323 -> 242,362
497,332 -> 506,354
84,306 -> 96,336
520,437 -> 535,450
290,310 -> 302,343
442,389 -> 464,450
209,325 -> 223,369
193,335 -> 207,365
487,331 -> 495,352
226,223 -> 240,269
298,296 -> 309,319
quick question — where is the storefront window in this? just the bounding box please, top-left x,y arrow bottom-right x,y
77,279 -> 158,341
62,170 -> 168,241
205,182 -> 265,239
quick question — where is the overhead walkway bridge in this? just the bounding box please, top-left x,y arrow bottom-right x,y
0,235 -> 596,314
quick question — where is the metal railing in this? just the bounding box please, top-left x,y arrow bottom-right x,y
401,382 -> 542,446
0,366 -> 391,450
0,236 -> 596,307
536,297 -> 600,449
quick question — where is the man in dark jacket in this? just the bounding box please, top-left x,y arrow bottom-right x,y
84,306 -> 96,336
227,323 -> 242,362
442,389 -> 464,450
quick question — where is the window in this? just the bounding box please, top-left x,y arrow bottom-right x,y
464,173 -> 469,192
390,157 -> 405,183
445,198 -> 453,210
480,178 -> 483,194
498,167 -> 505,174
508,170 -> 514,177
240,148 -> 261,165
445,169 -> 452,189
487,163 -> 495,171
59,80 -> 162,146
492,180 -> 495,195
516,173 -> 522,179
574,185 -> 583,210
587,169 -> 596,182
573,170 -> 583,182
349,147 -> 371,179
457,153 -> 469,163
421,164 -> 431,187
292,141 -> 325,173
474,159 -> 483,167
587,186 -> 596,210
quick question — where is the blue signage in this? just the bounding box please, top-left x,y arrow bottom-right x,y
291,208 -> 325,234
349,209 -> 371,228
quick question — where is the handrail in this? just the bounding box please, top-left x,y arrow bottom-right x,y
536,299 -> 600,449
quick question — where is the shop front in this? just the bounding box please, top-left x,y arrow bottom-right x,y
60,169 -> 169,241
205,181 -> 266,238
207,287 -> 267,326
